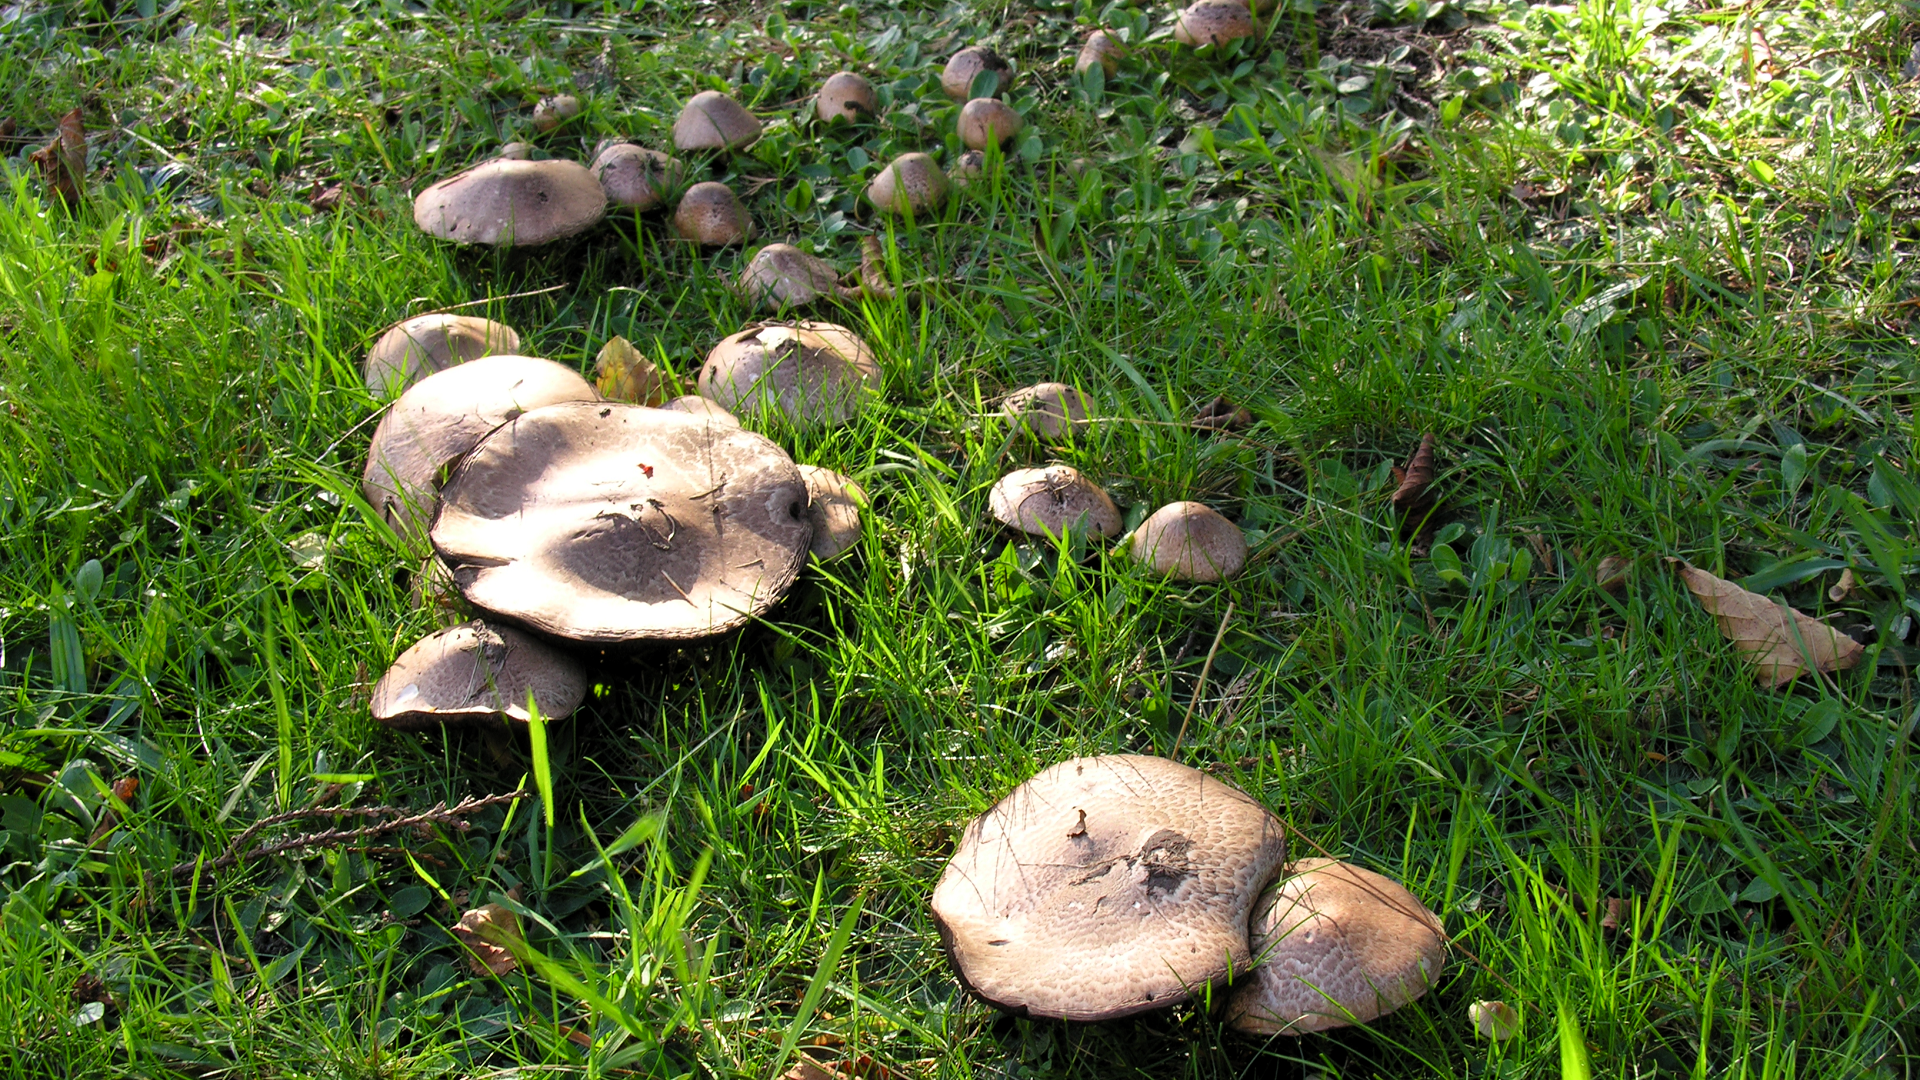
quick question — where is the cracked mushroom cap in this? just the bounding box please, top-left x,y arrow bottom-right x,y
1175,0 -> 1257,47
866,152 -> 949,217
371,620 -> 586,729
413,158 -> 607,246
1076,30 -> 1125,76
699,321 -> 880,427
673,90 -> 762,152
592,143 -> 684,211
958,98 -> 1024,151
816,71 -> 878,124
362,355 -> 598,541
737,244 -> 845,309
659,394 -> 742,427
941,46 -> 1013,101
1228,859 -> 1447,1035
989,466 -> 1121,539
1131,501 -> 1248,582
1003,382 -> 1094,439
431,401 -> 812,643
671,181 -> 752,245
931,754 -> 1288,1022
799,465 -> 866,560
364,314 -> 522,396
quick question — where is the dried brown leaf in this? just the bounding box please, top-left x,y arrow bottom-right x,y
1391,433 -> 1436,509
1827,567 -> 1855,603
783,1054 -> 897,1080
1669,559 -> 1864,688
1595,554 -> 1632,593
1599,896 -> 1625,932
594,336 -> 667,406
0,118 -> 16,141
451,902 -> 524,976
30,108 -> 85,206
1192,395 -> 1253,432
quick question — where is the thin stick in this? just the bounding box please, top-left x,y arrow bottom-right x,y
405,284 -> 571,319
1171,601 -> 1234,756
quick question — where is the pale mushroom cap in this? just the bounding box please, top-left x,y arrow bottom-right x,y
1003,381 -> 1094,439
931,754 -> 1288,1022
372,620 -> 586,728
1076,30 -> 1124,76
988,466 -> 1121,539
671,181 -> 752,245
673,90 -> 762,151
1228,859 -> 1448,1036
1175,0 -> 1257,47
1131,501 -> 1249,582
866,152 -> 949,217
699,322 -> 880,427
496,142 -> 533,161
816,71 -> 878,124
362,355 -> 598,541
364,314 -> 522,396
958,98 -> 1024,151
431,402 -> 812,643
941,45 -> 1012,101
591,144 -> 684,211
413,158 -> 607,246
798,465 -> 866,560
659,394 -> 742,427
951,150 -> 987,184
532,94 -> 580,133
738,244 -> 844,309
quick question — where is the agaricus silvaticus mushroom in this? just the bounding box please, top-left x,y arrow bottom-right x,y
659,394 -> 742,426
989,466 -> 1121,539
958,98 -> 1024,151
798,465 -> 866,560
672,90 -> 761,152
1131,501 -> 1248,582
532,94 -> 580,133
362,355 -> 598,542
1003,382 -> 1094,439
815,71 -> 878,124
495,142 -> 533,161
931,754 -> 1288,1021
671,181 -> 751,245
699,322 -> 880,427
1076,30 -> 1125,76
592,143 -> 683,211
363,313 -> 521,395
950,150 -> 987,186
1227,859 -> 1447,1035
1174,0 -> 1257,47
370,620 -> 586,729
431,402 -> 812,643
413,159 -> 607,247
866,152 -> 948,217
941,46 -> 1012,101
737,244 -> 851,309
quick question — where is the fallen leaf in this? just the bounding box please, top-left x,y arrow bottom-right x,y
1469,1000 -> 1521,1040
0,117 -> 15,141
1669,559 -> 1864,688
594,336 -> 668,405
309,182 -> 347,212
1595,554 -> 1631,593
1827,568 -> 1855,603
854,235 -> 894,300
1192,396 -> 1253,432
1599,897 -> 1625,932
783,1054 -> 897,1080
1391,433 -> 1436,509
29,108 -> 85,206
451,902 -> 524,976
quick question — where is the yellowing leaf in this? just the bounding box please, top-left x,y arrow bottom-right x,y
1669,559 -> 1863,688
594,336 -> 666,405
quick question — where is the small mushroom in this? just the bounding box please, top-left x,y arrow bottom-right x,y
815,71 -> 878,124
413,159 -> 607,247
950,150 -> 987,186
532,94 -> 580,133
866,152 -> 948,217
1227,859 -> 1447,1036
737,244 -> 850,309
941,46 -> 1012,101
699,321 -> 880,427
370,620 -> 587,729
495,142 -> 533,160
1076,30 -> 1125,76
799,465 -> 866,560
363,313 -> 522,396
1131,501 -> 1248,582
958,98 -> 1024,151
1002,382 -> 1094,439
989,466 -> 1121,539
591,143 -> 683,211
659,394 -> 742,427
671,181 -> 752,245
1174,0 -> 1257,47
673,90 -> 762,152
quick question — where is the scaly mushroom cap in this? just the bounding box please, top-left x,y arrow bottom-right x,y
592,144 -> 684,211
431,402 -> 812,643
1076,30 -> 1125,76
413,158 -> 607,246
958,98 -> 1024,151
1131,501 -> 1248,582
1003,382 -> 1094,439
816,71 -> 879,124
671,181 -> 752,245
673,90 -> 762,151
941,46 -> 1013,101
699,322 -> 880,427
362,355 -> 598,541
866,152 -> 949,217
1174,0 -> 1257,47
363,314 -> 522,396
659,394 -> 742,427
532,94 -> 580,133
989,466 -> 1121,539
737,244 -> 844,309
931,754 -> 1288,1022
798,465 -> 866,560
1228,859 -> 1447,1035
371,620 -> 586,729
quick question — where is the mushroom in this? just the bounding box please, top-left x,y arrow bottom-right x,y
950,150 -> 987,186
799,465 -> 866,560
931,754 -> 1288,1021
591,143 -> 684,211
363,313 -> 522,396
670,181 -> 752,245
370,620 -> 587,729
1174,0 -> 1258,47
431,402 -> 813,643
1002,381 -> 1094,440
866,152 -> 948,217
815,71 -> 878,124
413,159 -> 607,247
988,466 -> 1121,539
737,244 -> 851,309
496,142 -> 533,160
958,98 -> 1024,151
699,321 -> 880,427
1131,501 -> 1248,582
1227,859 -> 1447,1035
659,394 -> 742,426
941,46 -> 1012,101
1076,30 -> 1125,76
362,354 -> 598,541
672,90 -> 762,152
532,94 -> 580,133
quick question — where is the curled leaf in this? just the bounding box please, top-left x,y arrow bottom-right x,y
1827,568 -> 1855,604
1669,559 -> 1864,688
1391,433 -> 1436,509
1594,554 -> 1631,593
29,108 -> 85,207
594,336 -> 667,406
451,902 -> 524,976
1470,1000 -> 1521,1040
1192,396 -> 1253,432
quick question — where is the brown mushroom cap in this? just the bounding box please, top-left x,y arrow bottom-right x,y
1003,382 -> 1094,440
815,71 -> 878,124
798,465 -> 866,560
671,181 -> 752,245
950,149 -> 988,185
1076,30 -> 1125,76
673,90 -> 762,152
698,322 -> 880,427
532,94 -> 580,133
1174,0 -> 1257,47
941,45 -> 1012,101
496,142 -> 533,161
364,314 -> 522,396
1131,501 -> 1249,582
958,98 -> 1024,151
659,394 -> 742,427
737,244 -> 845,310
591,144 -> 684,211
931,754 -> 1288,1022
431,402 -> 812,643
362,355 -> 598,541
1227,859 -> 1447,1035
988,466 -> 1121,539
413,159 -> 607,246
371,620 -> 586,729
866,152 -> 949,217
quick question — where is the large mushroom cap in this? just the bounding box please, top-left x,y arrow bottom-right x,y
737,244 -> 845,310
431,402 -> 812,643
866,152 -> 949,217
816,71 -> 878,124
364,314 -> 522,396
941,46 -> 1013,101
989,466 -> 1121,539
671,181 -> 752,245
673,90 -> 762,152
931,754 -> 1288,1021
592,143 -> 684,211
1228,859 -> 1447,1035
798,465 -> 866,560
958,98 -> 1024,151
699,321 -> 880,427
1003,381 -> 1094,439
1076,30 -> 1125,76
371,620 -> 586,729
413,158 -> 607,246
1174,0 -> 1257,47
362,355 -> 598,541
1131,501 -> 1248,581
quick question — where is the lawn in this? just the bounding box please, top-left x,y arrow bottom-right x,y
0,0 -> 1916,1075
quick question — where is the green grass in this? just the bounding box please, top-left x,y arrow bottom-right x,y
1,0 -> 1916,1076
